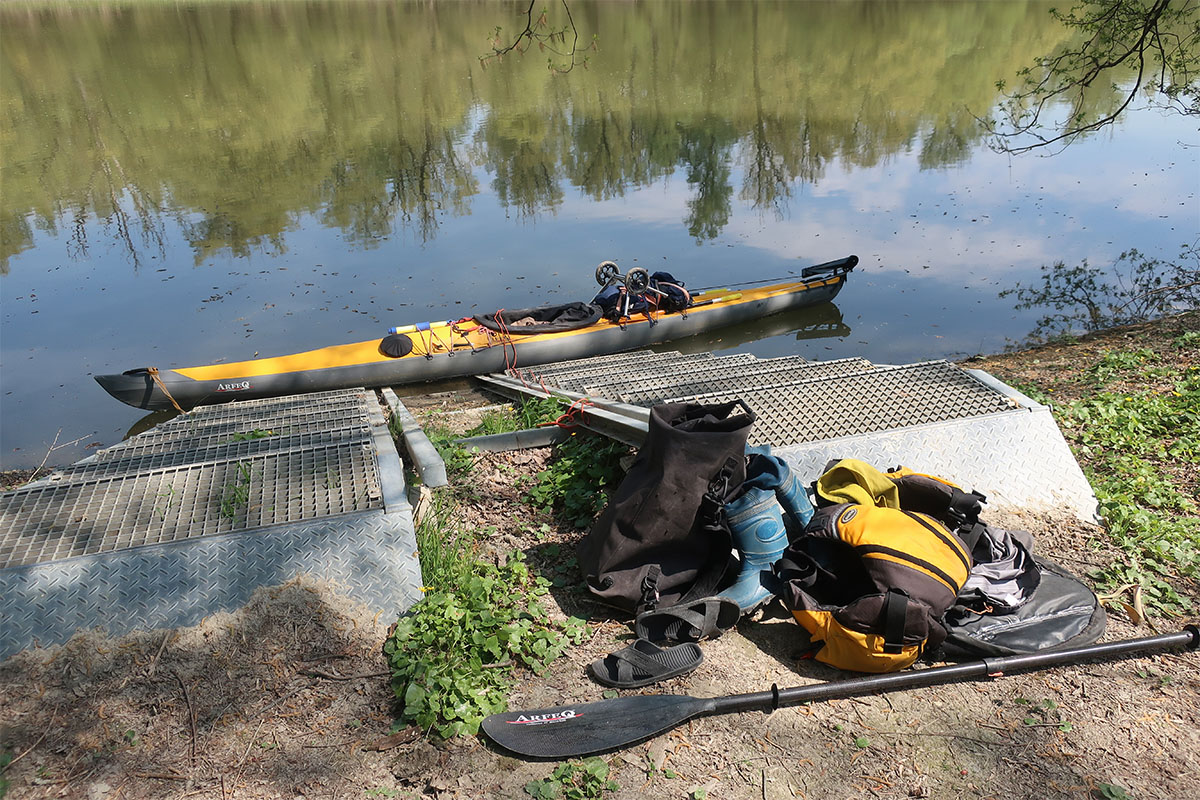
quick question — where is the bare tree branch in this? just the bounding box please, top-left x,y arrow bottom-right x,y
985,0 -> 1198,154
480,0 -> 595,73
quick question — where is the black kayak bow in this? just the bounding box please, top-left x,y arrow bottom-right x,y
482,626 -> 1199,759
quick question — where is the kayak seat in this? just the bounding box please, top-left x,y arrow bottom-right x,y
473,302 -> 603,335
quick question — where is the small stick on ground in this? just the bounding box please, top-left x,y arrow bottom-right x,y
132,772 -> 187,781
146,631 -> 172,677
5,708 -> 58,770
172,671 -> 198,764
301,667 -> 391,681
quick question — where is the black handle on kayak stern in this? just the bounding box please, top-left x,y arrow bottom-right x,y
801,254 -> 858,278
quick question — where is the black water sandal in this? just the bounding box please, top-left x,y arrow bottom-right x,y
634,597 -> 741,643
589,640 -> 703,689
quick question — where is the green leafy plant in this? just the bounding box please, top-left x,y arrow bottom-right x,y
421,423 -> 474,483
1,748 -> 12,799
365,788 -> 400,799
1012,696 -> 1074,731
465,398 -> 564,438
463,409 -> 519,438
383,551 -> 585,738
230,428 -> 276,441
536,543 -> 581,589
515,398 -> 568,430
414,398 -> 564,484
641,753 -> 678,780
1096,782 -> 1134,800
154,483 -> 176,521
527,432 -> 628,527
413,488 -> 480,591
1054,357 -> 1200,613
524,758 -> 618,799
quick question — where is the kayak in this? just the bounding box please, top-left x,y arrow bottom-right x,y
96,255 -> 857,411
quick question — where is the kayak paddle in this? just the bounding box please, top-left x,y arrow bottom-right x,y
481,626 -> 1198,759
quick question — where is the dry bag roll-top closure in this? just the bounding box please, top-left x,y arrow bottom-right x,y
772,461 -> 984,673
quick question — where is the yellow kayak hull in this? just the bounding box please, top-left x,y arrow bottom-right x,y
96,258 -> 855,411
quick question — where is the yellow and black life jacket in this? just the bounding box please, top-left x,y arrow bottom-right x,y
772,461 -> 979,673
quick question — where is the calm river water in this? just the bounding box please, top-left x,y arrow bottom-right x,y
2,1 -> 1197,468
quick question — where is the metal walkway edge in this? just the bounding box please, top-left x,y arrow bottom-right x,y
0,388 -> 423,661
492,353 -> 1098,520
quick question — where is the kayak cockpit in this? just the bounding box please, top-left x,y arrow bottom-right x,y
473,301 -> 603,334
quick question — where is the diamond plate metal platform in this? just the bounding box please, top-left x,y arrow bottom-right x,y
670,360 -> 1018,447
488,353 -> 1097,519
0,388 -> 422,660
516,351 -> 715,392
602,356 -> 876,406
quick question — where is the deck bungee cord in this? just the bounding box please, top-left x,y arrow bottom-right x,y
692,254 -> 860,293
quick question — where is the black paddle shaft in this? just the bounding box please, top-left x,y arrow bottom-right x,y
713,626 -> 1199,716
483,627 -> 1198,759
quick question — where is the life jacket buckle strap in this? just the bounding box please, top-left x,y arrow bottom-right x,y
882,589 -> 909,654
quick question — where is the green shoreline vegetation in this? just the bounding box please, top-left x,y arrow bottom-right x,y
986,315 -> 1200,615
1071,344 -> 1199,612
382,399 -> 624,739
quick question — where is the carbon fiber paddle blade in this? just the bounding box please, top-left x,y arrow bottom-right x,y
482,694 -> 714,759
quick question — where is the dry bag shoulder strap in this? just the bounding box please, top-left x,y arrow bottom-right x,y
639,565 -> 662,612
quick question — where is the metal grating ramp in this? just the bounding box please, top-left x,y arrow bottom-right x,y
668,361 -> 1016,447
517,352 -> 715,392
578,353 -> 760,400
480,354 -> 1097,519
89,391 -> 371,460
603,356 -> 876,406
0,388 -> 422,660
46,428 -> 375,485
775,370 -> 1098,520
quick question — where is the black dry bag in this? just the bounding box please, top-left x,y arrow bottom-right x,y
576,401 -> 755,615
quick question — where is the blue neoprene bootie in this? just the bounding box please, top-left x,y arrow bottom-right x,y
743,445 -> 815,531
720,448 -> 814,614
771,455 -> 814,532
721,483 -> 788,614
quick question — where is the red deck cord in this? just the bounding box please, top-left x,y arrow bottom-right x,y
539,397 -> 595,430
491,310 -> 521,374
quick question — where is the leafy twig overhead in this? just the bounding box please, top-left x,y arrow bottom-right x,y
986,0 -> 1199,153
481,0 -> 596,73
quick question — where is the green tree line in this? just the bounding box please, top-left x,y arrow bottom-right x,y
1,1 -> 1075,269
